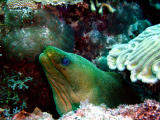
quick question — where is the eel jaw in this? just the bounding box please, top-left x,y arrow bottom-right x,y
39,53 -> 78,115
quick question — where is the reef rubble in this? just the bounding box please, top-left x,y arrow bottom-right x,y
11,99 -> 160,120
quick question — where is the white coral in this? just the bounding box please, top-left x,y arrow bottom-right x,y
33,0 -> 83,5
107,24 -> 160,84
60,100 -> 132,120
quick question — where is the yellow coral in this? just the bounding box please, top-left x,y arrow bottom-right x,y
107,24 -> 160,84
7,0 -> 38,10
33,0 -> 82,5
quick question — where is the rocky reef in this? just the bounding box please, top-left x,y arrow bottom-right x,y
0,0 -> 160,119
11,99 -> 160,120
2,9 -> 74,62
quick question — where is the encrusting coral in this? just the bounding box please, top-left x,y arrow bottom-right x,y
107,24 -> 160,84
33,0 -> 83,5
59,100 -> 132,120
12,107 -> 54,120
5,0 -> 40,28
12,99 -> 160,120
2,10 -> 74,62
59,99 -> 160,120
7,0 -> 38,10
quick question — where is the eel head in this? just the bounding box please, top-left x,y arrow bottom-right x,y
39,46 -> 99,115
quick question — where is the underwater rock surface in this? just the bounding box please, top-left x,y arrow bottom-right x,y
2,20 -> 74,62
12,99 -> 160,120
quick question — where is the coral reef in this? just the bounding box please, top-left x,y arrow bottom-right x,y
90,0 -> 116,15
0,70 -> 32,119
128,19 -> 151,39
75,27 -> 106,60
12,107 -> 54,120
2,10 -> 74,62
5,0 -> 41,29
0,59 -> 60,119
2,26 -> 74,62
103,1 -> 142,35
7,0 -> 38,10
113,99 -> 160,120
12,99 -> 160,120
60,100 -> 132,120
92,19 -> 151,70
1,0 -> 160,120
149,0 -> 160,10
4,7 -> 35,28
69,1 -> 144,60
34,0 -> 83,5
107,24 -> 160,84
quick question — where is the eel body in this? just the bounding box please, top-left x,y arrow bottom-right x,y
39,46 -> 140,115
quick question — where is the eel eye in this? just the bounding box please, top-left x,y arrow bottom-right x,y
61,57 -> 70,66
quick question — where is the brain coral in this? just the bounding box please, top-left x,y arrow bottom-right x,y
107,24 -> 160,84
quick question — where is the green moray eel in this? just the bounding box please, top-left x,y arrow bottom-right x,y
39,46 -> 140,115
